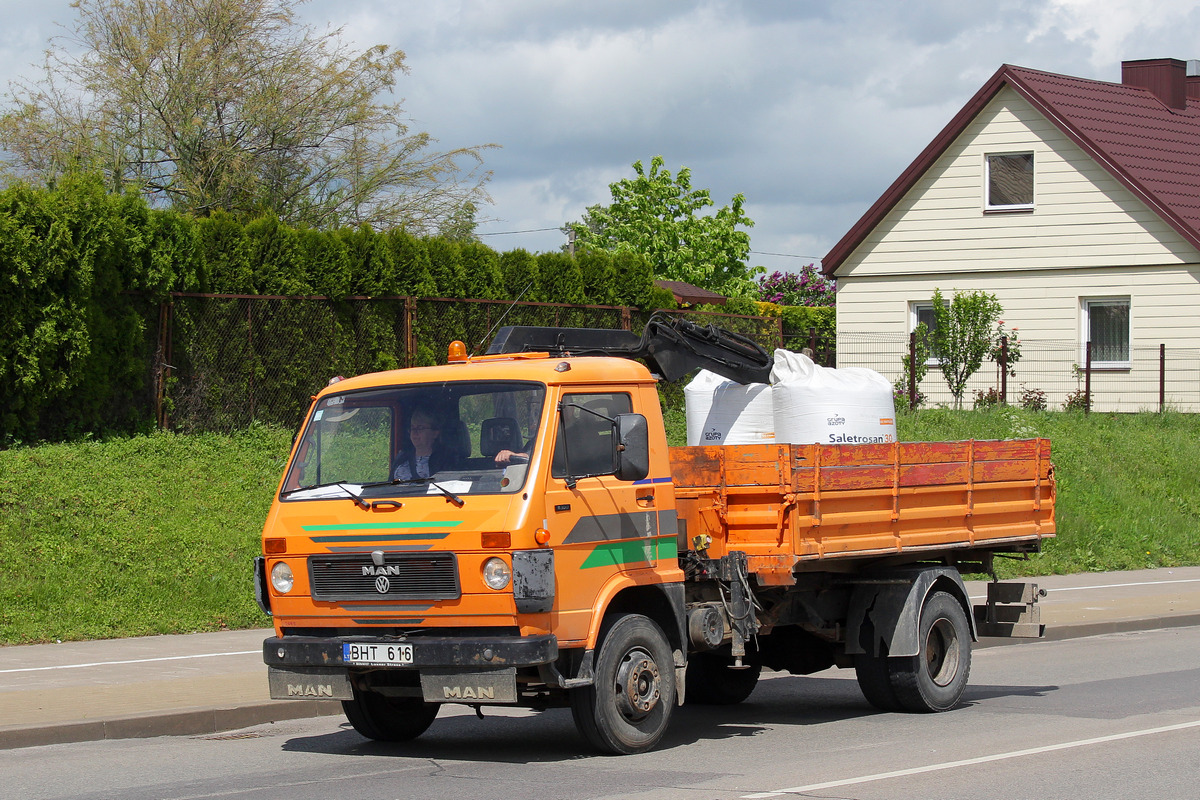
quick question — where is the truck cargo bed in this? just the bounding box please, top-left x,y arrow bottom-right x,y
670,440 -> 1054,583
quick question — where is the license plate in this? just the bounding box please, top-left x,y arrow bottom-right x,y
342,642 -> 414,666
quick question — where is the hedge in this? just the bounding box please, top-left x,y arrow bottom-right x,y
0,176 -> 827,443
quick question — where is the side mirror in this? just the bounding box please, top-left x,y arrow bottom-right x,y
614,414 -> 649,482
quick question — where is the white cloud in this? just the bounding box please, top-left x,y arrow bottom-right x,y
1029,0 -> 1200,74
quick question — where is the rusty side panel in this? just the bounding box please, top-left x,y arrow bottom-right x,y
669,440 -> 1055,573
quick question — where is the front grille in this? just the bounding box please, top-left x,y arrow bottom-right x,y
308,552 -> 460,601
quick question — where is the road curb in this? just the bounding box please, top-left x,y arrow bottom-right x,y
4,613 -> 1198,751
0,699 -> 343,751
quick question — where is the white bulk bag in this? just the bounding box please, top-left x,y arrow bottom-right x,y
770,349 -> 897,445
684,369 -> 774,446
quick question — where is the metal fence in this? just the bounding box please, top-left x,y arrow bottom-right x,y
156,293 -> 1200,434
838,332 -> 1200,413
156,294 -> 799,433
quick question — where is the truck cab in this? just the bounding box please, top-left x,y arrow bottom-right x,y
258,349 -> 686,753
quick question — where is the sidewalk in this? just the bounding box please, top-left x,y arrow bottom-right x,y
3,567 -> 1199,750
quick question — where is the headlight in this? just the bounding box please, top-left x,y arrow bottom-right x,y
270,561 -> 294,594
482,557 -> 511,590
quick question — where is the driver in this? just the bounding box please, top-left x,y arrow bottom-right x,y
393,408 -> 449,480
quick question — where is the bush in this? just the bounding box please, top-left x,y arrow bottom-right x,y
756,265 -> 835,307
1063,389 -> 1090,412
973,387 -> 1004,410
893,382 -> 926,411
1019,385 -> 1047,411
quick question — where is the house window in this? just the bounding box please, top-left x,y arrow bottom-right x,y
1082,298 -> 1130,368
985,153 -> 1034,210
911,302 -> 941,364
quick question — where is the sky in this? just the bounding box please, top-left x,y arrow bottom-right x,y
2,0 -> 1199,277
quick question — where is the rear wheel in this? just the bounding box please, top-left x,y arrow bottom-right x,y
342,682 -> 440,741
685,652 -> 761,705
888,590 -> 972,712
570,614 -> 676,754
854,651 -> 901,712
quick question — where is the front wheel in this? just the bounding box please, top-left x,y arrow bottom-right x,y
570,614 -> 676,754
342,683 -> 440,741
888,590 -> 972,712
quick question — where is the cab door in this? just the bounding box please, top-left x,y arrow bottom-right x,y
543,389 -> 663,645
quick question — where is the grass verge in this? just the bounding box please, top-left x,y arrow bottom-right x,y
0,426 -> 290,644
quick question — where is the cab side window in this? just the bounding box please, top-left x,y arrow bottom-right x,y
551,392 -> 632,479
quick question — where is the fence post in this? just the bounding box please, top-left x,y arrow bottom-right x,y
621,306 -> 631,331
776,317 -> 784,352
156,300 -> 172,430
909,331 -> 918,412
1000,335 -> 1008,405
808,327 -> 817,357
404,296 -> 415,368
247,299 -> 255,425
1084,340 -> 1092,414
1160,343 -> 1166,413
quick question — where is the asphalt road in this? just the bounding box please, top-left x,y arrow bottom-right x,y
4,625 -> 1198,800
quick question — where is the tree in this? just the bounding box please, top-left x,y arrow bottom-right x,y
567,156 -> 759,297
930,288 -> 1004,409
0,0 -> 493,232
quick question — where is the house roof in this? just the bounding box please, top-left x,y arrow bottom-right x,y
654,279 -> 727,306
822,59 -> 1200,275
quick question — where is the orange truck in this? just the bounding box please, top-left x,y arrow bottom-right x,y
256,318 -> 1054,754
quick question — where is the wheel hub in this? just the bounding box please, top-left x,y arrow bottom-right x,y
614,647 -> 661,720
925,617 -> 961,687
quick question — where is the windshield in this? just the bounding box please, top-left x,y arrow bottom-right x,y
282,380 -> 545,501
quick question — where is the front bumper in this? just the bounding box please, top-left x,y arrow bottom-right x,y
263,633 -> 558,670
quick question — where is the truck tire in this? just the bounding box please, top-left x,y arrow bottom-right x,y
685,652 -> 761,705
854,651 -> 901,712
888,590 -> 971,712
570,613 -> 676,754
342,684 -> 440,742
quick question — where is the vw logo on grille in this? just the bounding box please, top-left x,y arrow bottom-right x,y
374,576 -> 391,594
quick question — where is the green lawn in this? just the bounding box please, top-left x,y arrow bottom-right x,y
2,408 -> 1197,644
0,426 -> 290,643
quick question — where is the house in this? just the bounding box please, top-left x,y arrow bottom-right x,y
823,58 -> 1200,411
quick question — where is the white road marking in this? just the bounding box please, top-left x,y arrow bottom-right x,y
740,719 -> 1200,798
0,650 -> 260,674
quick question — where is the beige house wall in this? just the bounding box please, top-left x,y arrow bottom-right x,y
835,267 -> 1200,411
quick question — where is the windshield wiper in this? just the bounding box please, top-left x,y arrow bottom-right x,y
281,481 -> 369,509
428,480 -> 465,508
394,476 -> 464,507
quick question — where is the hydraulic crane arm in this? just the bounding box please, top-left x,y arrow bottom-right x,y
486,313 -> 773,384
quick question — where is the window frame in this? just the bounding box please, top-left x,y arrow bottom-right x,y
910,301 -> 942,366
551,391 -> 633,481
984,152 -> 1035,212
1081,297 -> 1131,370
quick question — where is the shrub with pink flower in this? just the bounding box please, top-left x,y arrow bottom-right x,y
988,320 -> 1022,377
755,264 -> 836,307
